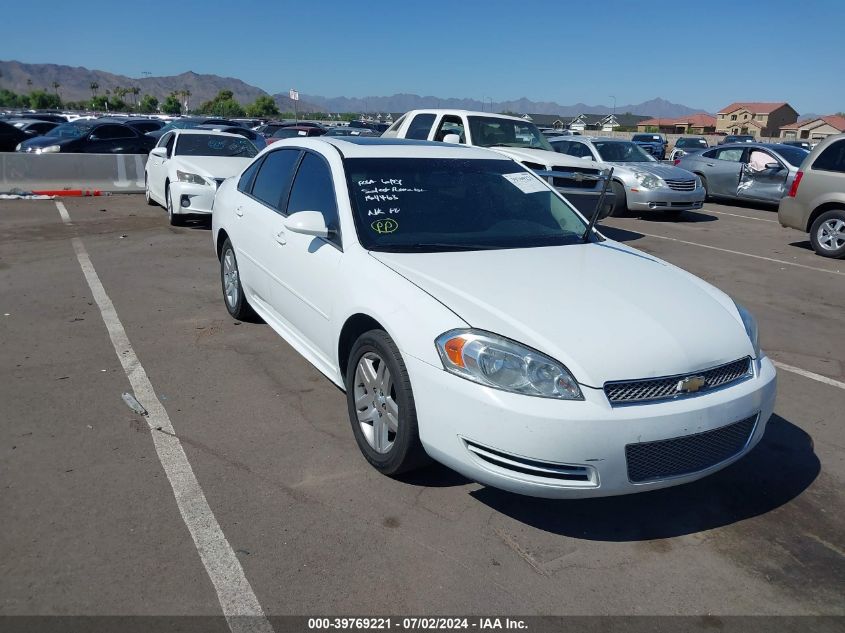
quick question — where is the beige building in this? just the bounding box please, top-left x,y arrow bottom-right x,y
780,115 -> 845,140
715,102 -> 798,137
636,113 -> 717,134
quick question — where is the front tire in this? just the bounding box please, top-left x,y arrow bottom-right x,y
610,180 -> 627,217
345,330 -> 429,476
145,174 -> 156,206
219,238 -> 258,321
698,174 -> 710,201
810,209 -> 845,258
166,185 -> 184,226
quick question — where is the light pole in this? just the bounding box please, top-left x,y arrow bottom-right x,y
609,95 -> 617,133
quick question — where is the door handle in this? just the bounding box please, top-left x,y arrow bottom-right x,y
706,163 -> 714,167
275,230 -> 287,245
235,205 -> 243,217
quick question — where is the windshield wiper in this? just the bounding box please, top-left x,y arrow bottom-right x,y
376,243 -> 505,252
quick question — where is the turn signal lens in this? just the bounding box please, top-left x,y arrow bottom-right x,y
435,329 -> 583,400
444,337 -> 466,368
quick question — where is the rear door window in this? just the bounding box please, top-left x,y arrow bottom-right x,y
251,149 -> 301,211
715,148 -> 744,161
406,113 -> 436,140
811,140 -> 845,173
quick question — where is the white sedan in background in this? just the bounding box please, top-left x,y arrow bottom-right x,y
211,137 -> 776,499
145,130 -> 258,225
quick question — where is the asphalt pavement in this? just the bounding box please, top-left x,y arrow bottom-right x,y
1,195 -> 842,623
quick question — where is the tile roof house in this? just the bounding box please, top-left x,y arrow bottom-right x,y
780,115 -> 845,141
567,113 -> 651,132
715,102 -> 798,137
636,113 -> 717,134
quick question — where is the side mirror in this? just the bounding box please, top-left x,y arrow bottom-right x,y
150,147 -> 167,158
579,155 -> 593,161
765,162 -> 782,170
285,210 -> 329,238
442,133 -> 461,144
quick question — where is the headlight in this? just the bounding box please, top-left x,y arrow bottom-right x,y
15,143 -> 22,151
435,329 -> 583,400
694,174 -> 702,188
176,170 -> 210,185
633,171 -> 664,189
733,301 -> 760,358
37,145 -> 61,154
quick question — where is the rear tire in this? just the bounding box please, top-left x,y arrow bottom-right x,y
219,238 -> 258,321
166,185 -> 185,226
610,180 -> 627,217
345,330 -> 429,476
809,209 -> 845,259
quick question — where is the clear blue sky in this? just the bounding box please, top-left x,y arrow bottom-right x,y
2,0 -> 843,114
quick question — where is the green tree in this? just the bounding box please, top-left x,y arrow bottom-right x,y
245,95 -> 280,118
198,90 -> 245,117
0,89 -> 20,107
139,94 -> 159,114
92,95 -> 109,110
161,93 -> 182,115
28,90 -> 62,109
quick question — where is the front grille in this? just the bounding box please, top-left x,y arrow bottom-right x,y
625,414 -> 757,483
604,357 -> 752,405
665,179 -> 696,191
553,169 -> 601,190
464,439 -> 593,482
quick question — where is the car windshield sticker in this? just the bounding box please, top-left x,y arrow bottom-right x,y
502,172 -> 547,194
371,219 -> 398,234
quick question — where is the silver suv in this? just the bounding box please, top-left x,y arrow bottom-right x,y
778,133 -> 845,258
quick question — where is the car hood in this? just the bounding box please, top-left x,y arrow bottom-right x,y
20,136 -> 76,149
372,241 -> 752,387
489,147 -> 602,170
606,161 -> 697,180
173,156 -> 251,178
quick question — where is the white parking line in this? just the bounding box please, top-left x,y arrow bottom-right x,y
55,200 -> 72,224
57,202 -> 273,633
637,231 -> 845,276
772,361 -> 845,391
703,208 -> 778,223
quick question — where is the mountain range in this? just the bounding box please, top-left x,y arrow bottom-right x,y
1,59 -> 707,117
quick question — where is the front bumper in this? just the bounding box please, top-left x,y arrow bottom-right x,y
406,354 -> 776,498
169,181 -> 216,215
627,185 -> 706,212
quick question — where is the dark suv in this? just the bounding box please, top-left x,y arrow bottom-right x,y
631,133 -> 667,159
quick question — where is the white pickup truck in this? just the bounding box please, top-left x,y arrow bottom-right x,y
383,109 -> 613,218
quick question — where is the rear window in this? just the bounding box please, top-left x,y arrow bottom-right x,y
632,135 -> 661,142
774,146 -> 809,167
811,140 -> 845,173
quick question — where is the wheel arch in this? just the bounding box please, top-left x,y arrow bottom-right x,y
807,202 -> 845,232
338,313 -> 387,381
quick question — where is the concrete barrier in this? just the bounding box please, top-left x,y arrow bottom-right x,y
0,152 -> 147,193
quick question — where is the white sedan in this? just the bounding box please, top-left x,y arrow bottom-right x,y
145,130 -> 258,225
211,137 -> 777,498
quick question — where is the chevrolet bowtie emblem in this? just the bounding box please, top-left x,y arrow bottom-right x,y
677,375 -> 706,393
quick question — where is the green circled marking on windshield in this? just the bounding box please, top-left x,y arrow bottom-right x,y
371,219 -> 398,234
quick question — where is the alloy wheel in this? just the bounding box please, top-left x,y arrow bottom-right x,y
353,352 -> 399,454
222,248 -> 239,310
818,218 -> 845,251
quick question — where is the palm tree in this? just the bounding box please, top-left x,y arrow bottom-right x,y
26,78 -> 33,90
90,81 -> 99,99
130,86 -> 140,110
52,81 -> 61,99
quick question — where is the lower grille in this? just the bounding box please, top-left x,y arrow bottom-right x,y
665,179 -> 696,191
626,414 -> 757,483
464,439 -> 593,482
605,357 -> 752,405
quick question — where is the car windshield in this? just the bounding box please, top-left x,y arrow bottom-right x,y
157,120 -> 195,134
45,122 -> 92,139
175,134 -> 258,158
774,146 -> 810,167
677,138 -> 707,148
467,116 -> 553,151
345,158 -> 587,252
272,128 -> 310,138
593,140 -> 654,162
728,135 -> 754,142
632,135 -> 661,142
